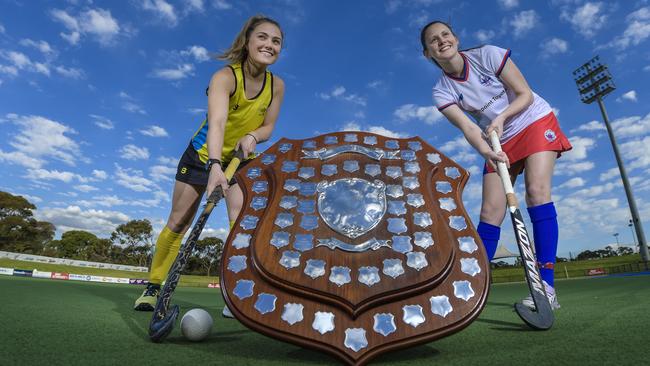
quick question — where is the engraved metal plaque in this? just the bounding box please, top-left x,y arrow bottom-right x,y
373,313 -> 397,336
317,178 -> 386,239
312,312 -> 335,334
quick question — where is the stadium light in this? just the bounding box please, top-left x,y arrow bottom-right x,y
629,219 -> 637,246
573,56 -> 649,262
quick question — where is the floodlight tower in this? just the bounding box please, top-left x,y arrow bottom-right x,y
573,56 -> 648,262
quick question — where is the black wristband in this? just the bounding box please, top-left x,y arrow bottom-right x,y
246,133 -> 258,144
206,159 -> 221,172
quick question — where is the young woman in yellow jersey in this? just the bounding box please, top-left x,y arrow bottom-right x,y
134,15 -> 285,316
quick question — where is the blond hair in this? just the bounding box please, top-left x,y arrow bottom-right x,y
218,15 -> 283,64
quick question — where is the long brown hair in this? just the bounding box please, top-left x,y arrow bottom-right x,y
218,15 -> 284,64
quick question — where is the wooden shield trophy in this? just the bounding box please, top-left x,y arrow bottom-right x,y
220,132 -> 489,365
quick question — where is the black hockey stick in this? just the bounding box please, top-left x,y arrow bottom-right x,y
489,131 -> 554,330
149,149 -> 245,342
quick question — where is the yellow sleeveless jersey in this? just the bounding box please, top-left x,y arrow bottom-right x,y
191,63 -> 274,164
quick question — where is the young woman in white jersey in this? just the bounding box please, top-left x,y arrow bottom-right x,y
421,21 -> 572,310
134,15 -> 285,317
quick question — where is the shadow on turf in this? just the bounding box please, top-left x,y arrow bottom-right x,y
475,317 -> 529,331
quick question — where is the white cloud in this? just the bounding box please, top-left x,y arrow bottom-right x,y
120,144 -> 150,160
19,39 -> 56,57
35,205 -> 130,236
158,156 -> 179,166
80,9 -> 121,45
558,177 -> 585,189
393,104 -> 443,125
150,164 -> 176,182
439,136 -> 477,164
606,7 -> 650,49
0,150 -> 42,168
620,136 -> 650,170
201,226 -> 229,240
573,182 -> 618,197
616,90 -> 637,102
0,51 -> 52,76
182,45 -> 210,62
573,120 -> 605,133
140,125 -> 169,137
612,113 -> 650,139
55,65 -> 85,79
561,2 -> 607,38
151,63 -> 194,80
74,184 -> 98,192
114,165 -> 158,192
599,168 -> 619,182
76,195 -> 125,208
0,65 -> 18,76
0,22 -> 5,33
142,0 -> 178,27
25,168 -> 86,183
318,85 -> 366,106
184,0 -> 205,12
188,107 -> 206,115
367,80 -> 386,89
555,160 -> 595,175
90,114 -> 114,130
510,10 -> 539,37
540,38 -> 568,56
213,0 -> 233,10
92,170 -> 108,180
498,0 -> 518,9
341,121 -> 408,139
119,92 -> 147,114
50,8 -> 121,46
4,114 -> 83,168
563,136 -> 596,161
475,29 -> 496,43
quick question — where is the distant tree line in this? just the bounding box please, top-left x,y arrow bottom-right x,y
0,191 -> 224,276
574,246 -> 633,261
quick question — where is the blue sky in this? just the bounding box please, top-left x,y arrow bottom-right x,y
1,0 -> 649,259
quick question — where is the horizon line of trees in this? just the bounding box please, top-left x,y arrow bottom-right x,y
0,191 -> 224,276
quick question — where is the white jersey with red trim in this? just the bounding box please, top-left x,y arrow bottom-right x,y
432,45 -> 552,143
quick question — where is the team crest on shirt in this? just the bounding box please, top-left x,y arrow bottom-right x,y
479,75 -> 493,86
544,129 -> 556,142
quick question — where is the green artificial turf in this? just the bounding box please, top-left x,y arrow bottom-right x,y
1,274 -> 648,365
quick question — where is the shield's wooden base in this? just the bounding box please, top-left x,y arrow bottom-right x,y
221,132 -> 489,365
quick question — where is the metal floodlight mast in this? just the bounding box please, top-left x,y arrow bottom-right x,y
573,56 -> 649,262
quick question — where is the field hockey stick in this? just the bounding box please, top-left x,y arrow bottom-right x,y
489,131 -> 554,330
149,149 -> 245,342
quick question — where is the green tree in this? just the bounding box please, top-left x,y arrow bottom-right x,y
110,219 -> 154,266
192,236 -> 224,276
43,231 -> 116,262
0,191 -> 55,253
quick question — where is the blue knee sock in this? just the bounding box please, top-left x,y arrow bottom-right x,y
527,202 -> 558,287
477,221 -> 500,261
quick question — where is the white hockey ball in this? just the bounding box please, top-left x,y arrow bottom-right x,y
180,308 -> 213,341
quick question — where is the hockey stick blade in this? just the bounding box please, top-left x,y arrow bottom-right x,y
489,131 -> 554,330
149,305 -> 179,343
148,150 -> 244,342
510,208 -> 554,330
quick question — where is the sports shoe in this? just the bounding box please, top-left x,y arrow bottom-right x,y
521,280 -> 560,311
222,305 -> 234,319
134,283 -> 160,311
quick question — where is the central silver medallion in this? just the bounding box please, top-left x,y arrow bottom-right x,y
317,178 -> 386,239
